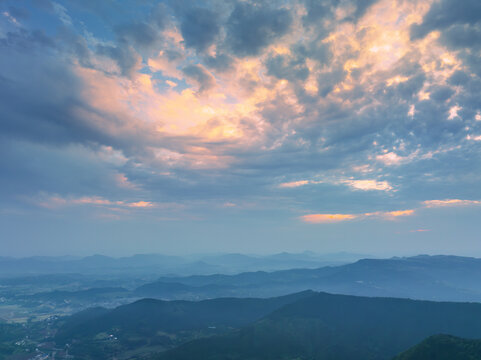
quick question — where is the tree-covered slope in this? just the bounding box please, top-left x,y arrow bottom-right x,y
55,290 -> 315,344
394,334 -> 481,360
156,292 -> 481,360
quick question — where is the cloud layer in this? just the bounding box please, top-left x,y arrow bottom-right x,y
0,0 -> 480,255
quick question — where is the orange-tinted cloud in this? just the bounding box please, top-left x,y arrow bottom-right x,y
344,179 -> 392,191
127,201 -> 154,208
300,213 -> 357,223
279,180 -> 310,188
300,209 -> 415,223
34,194 -> 155,210
384,209 -> 415,217
423,199 -> 481,207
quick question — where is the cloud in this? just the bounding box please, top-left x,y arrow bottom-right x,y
362,209 -> 415,220
300,213 -> 357,223
279,178 -> 392,192
225,2 -> 292,57
1,0 -> 481,237
376,152 -> 420,166
343,179 -> 392,191
382,209 -> 415,217
423,199 -> 481,207
182,64 -> 217,93
266,53 -> 310,82
467,134 -> 481,141
115,22 -> 160,49
32,193 -> 154,210
178,6 -> 220,52
127,201 -> 154,208
300,209 -> 415,223
302,0 -> 378,26
96,44 -> 142,77
204,53 -> 234,72
52,2 -> 72,25
410,0 -> 481,40
279,180 -> 310,188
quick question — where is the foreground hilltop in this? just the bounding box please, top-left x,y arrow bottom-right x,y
54,290 -> 481,360
394,334 -> 481,360
54,291 -> 315,358
154,292 -> 481,360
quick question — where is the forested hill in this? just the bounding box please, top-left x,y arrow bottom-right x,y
55,290 -> 315,345
393,334 -> 481,360
155,292 -> 481,360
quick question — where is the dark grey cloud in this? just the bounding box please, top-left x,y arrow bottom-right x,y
74,2 -> 171,77
97,43 -> 140,77
150,2 -> 169,29
302,0 -> 333,26
225,2 -> 292,57
0,50 -> 103,147
303,0 -> 378,26
393,74 -> 426,100
0,28 -> 153,155
317,68 -> 346,96
58,27 -> 92,67
179,7 -> 221,52
410,0 -> 481,40
0,139 -> 130,202
1,0 -> 480,217
266,54 -> 309,82
182,64 -> 216,93
204,53 -> 234,72
448,70 -> 470,86
299,42 -> 332,66
115,22 -> 160,49
430,85 -> 454,103
440,24 -> 481,50
0,28 -> 55,49
349,0 -> 378,21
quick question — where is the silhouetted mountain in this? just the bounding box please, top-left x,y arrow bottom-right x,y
156,292 -> 481,360
144,255 -> 481,301
394,334 -> 481,360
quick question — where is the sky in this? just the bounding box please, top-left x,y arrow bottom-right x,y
0,0 -> 480,257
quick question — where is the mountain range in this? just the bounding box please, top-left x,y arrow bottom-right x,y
135,255 -> 481,302
0,252 -> 362,276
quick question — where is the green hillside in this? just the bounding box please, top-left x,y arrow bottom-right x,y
394,334 -> 481,360
55,290 -> 314,358
155,292 -> 481,360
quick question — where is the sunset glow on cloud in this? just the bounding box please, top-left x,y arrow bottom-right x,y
300,214 -> 358,223
423,199 -> 481,208
301,209 -> 415,223
1,0 -> 480,255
